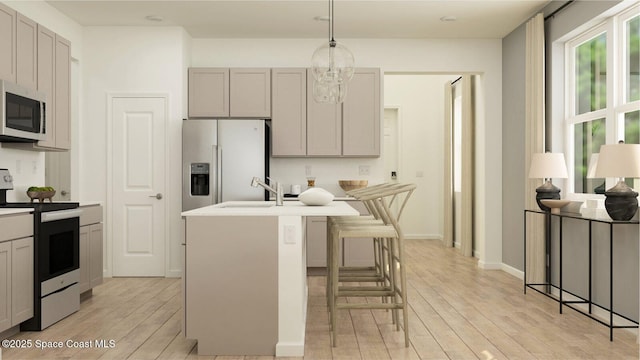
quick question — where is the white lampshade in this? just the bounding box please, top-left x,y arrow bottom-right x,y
586,153 -> 599,179
528,153 -> 569,179
594,143 -> 640,178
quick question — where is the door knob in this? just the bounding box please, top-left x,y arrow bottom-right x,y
150,193 -> 163,200
61,190 -> 68,196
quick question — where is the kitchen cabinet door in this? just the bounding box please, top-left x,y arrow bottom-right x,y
188,68 -> 229,118
306,71 -> 342,156
79,206 -> 104,295
16,13 -> 37,89
306,216 -> 327,267
79,225 -> 90,293
11,237 -> 33,325
54,34 -> 71,150
342,68 -> 381,156
0,241 -> 11,333
0,3 -> 16,83
230,68 -> 271,117
271,68 -> 306,156
36,24 -> 56,148
89,223 -> 103,289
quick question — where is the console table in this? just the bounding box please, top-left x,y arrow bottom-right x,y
523,209 -> 639,341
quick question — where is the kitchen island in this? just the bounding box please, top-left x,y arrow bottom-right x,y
181,200 -> 359,356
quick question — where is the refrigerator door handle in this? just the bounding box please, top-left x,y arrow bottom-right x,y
216,146 -> 223,204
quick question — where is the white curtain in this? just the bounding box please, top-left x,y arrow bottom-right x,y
443,81 -> 454,248
525,13 -> 546,284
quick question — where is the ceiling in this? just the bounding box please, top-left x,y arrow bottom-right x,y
43,0 -> 551,39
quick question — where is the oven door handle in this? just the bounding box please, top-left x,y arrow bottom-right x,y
40,209 -> 83,222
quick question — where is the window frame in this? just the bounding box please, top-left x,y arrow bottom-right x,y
564,3 -> 640,195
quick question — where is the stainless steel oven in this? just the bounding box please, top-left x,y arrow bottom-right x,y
38,210 -> 80,281
20,206 -> 82,331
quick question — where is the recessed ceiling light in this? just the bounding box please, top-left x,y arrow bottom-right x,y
440,16 -> 457,22
314,15 -> 331,22
145,15 -> 164,22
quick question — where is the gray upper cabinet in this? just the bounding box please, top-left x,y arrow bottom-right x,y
230,68 -> 271,118
0,3 -> 16,83
188,67 -> 271,119
307,71 -> 342,156
188,68 -> 229,118
16,14 -> 36,90
343,68 -> 381,157
54,34 -> 71,150
271,68 -> 306,156
36,25 -> 55,148
3,13 -> 71,152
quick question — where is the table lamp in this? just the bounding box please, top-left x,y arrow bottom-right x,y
594,143 -> 640,221
528,153 -> 569,211
586,153 -> 606,194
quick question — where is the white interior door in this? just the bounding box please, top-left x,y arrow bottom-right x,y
111,96 -> 166,276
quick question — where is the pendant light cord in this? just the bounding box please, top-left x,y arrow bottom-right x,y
330,0 -> 335,42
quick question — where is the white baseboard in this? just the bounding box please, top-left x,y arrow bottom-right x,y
501,263 -> 524,279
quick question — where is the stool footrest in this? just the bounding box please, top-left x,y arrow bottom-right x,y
339,276 -> 384,282
336,303 -> 404,310
338,290 -> 395,297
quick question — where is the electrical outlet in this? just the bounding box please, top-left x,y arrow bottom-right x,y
359,165 -> 370,176
305,165 -> 312,176
416,170 -> 424,178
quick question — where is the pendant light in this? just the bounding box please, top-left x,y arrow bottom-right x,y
311,0 -> 354,103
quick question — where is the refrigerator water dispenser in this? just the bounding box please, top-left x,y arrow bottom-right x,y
190,163 -> 210,196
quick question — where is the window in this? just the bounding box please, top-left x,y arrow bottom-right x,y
566,4 -> 640,194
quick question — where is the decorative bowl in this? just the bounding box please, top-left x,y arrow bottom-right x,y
27,190 -> 56,203
299,188 -> 334,206
338,180 -> 368,192
539,199 -> 570,214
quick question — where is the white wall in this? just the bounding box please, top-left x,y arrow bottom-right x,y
384,74 -> 457,239
192,38 -> 503,267
82,26 -> 190,277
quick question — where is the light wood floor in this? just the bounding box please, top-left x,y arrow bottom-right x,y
3,239 -> 638,359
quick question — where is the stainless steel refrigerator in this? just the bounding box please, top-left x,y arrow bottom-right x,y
182,119 -> 269,211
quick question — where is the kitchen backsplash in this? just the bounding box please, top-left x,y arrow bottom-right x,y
269,157 -> 385,197
0,148 -> 46,202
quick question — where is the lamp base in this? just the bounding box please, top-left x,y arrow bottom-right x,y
604,181 -> 639,221
535,180 -> 561,212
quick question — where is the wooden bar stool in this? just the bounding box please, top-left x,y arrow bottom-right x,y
326,183 -> 416,347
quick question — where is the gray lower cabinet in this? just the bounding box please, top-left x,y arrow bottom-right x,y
0,213 -> 34,333
306,216 -> 328,267
305,201 -> 374,267
79,205 -> 103,295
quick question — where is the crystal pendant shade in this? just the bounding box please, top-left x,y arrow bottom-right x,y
312,75 -> 347,103
311,41 -> 355,82
311,0 -> 354,104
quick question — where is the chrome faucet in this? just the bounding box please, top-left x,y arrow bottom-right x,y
251,177 -> 283,206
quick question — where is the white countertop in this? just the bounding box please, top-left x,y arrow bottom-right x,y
181,200 -> 360,217
0,208 -> 33,216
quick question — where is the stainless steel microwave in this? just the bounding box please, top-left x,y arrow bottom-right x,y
0,80 -> 46,142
